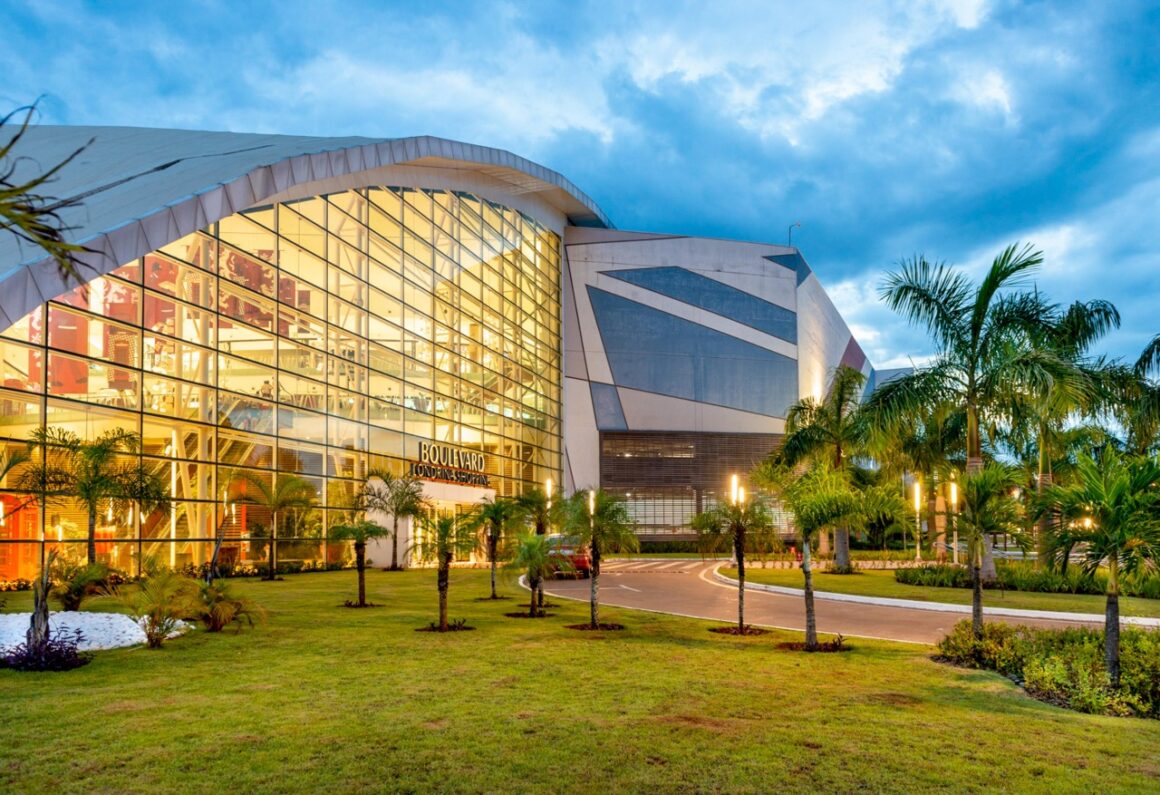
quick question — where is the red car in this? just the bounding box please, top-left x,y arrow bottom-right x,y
546,534 -> 591,578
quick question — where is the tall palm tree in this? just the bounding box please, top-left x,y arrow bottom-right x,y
17,427 -> 170,565
231,472 -> 316,581
1040,450 -> 1160,689
776,364 -> 870,570
366,472 -> 425,571
328,492 -> 391,607
691,493 -> 771,633
1016,300 -> 1119,566
507,532 -> 553,617
466,496 -> 521,600
957,464 -> 1023,638
564,489 -> 638,629
769,463 -> 864,651
874,243 -> 1071,579
410,513 -> 480,631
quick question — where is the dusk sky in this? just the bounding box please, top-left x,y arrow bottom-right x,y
3,0 -> 1158,369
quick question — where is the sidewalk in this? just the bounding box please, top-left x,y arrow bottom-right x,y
712,566 -> 1160,628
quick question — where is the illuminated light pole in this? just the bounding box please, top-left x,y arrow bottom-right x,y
913,479 -> 922,562
545,477 -> 553,513
730,473 -> 739,506
949,480 -> 959,565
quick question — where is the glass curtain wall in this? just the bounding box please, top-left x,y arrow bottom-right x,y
0,187 -> 562,580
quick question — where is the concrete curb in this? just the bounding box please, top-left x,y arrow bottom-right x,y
712,567 -> 1160,628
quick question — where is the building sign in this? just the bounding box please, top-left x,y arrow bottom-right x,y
411,442 -> 490,487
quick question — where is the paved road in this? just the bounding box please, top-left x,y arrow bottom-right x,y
545,560 -> 1103,644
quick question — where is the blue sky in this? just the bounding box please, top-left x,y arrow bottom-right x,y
3,0 -> 1158,368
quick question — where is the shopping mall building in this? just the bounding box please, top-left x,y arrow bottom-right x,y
0,127 -> 877,578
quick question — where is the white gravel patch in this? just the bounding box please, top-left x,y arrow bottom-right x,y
0,611 -> 192,652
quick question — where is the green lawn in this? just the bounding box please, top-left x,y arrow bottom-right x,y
726,567 -> 1160,618
1,570 -> 1158,793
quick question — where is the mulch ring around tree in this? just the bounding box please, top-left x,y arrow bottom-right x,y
414,623 -> 476,633
342,601 -> 383,608
565,623 -> 626,631
708,625 -> 770,636
504,611 -> 554,618
776,636 -> 851,653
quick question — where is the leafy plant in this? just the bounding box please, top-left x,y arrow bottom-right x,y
410,513 -> 479,632
507,532 -> 553,617
563,489 -> 639,630
196,580 -> 266,632
114,569 -> 199,648
1,626 -> 91,671
50,560 -> 111,611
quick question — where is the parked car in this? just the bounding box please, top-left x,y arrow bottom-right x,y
546,533 -> 591,578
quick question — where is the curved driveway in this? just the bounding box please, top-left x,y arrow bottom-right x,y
545,559 -> 1103,644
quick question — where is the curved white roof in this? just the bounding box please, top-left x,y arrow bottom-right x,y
0,126 -> 611,328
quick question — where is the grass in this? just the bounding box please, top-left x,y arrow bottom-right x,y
725,567 -> 1160,618
1,570 -> 1158,793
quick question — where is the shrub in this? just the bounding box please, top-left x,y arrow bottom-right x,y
115,570 -> 199,649
1,626 -> 92,671
896,561 -> 1160,598
0,579 -> 32,592
937,620 -> 1160,718
196,580 -> 266,632
50,560 -> 112,611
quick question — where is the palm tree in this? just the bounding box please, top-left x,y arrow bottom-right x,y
515,485 -> 561,608
231,472 -> 316,581
1040,450 -> 1160,689
367,472 -> 425,570
957,464 -> 1023,638
508,532 -> 553,617
17,427 -> 170,565
777,364 -> 870,570
691,493 -> 771,633
564,489 -> 638,629
410,512 -> 480,631
328,505 -> 391,607
768,463 -> 864,651
874,243 -> 1071,579
466,496 -> 521,600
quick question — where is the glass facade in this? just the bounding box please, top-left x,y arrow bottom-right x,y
0,187 -> 562,579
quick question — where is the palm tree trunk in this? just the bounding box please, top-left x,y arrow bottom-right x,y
87,506 -> 97,565
489,535 -> 498,599
390,515 -> 400,570
265,513 -> 277,581
528,574 -> 540,617
980,540 -> 997,583
802,538 -> 817,650
834,527 -> 851,570
355,540 -> 366,607
589,543 -> 601,628
536,514 -> 545,609
971,549 -> 984,640
1035,471 -> 1052,570
438,554 -> 450,631
928,492 -> 943,562
735,530 -> 746,632
1105,562 -> 1121,689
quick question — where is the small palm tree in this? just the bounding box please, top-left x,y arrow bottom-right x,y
564,489 -> 638,629
507,532 -> 553,617
410,513 -> 479,631
777,365 -> 870,569
17,427 -> 170,565
367,472 -> 425,570
957,463 -> 1023,638
515,485 -> 563,608
466,496 -> 521,600
328,511 -> 391,607
692,495 -> 771,633
231,472 -> 316,581
1040,450 -> 1160,688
